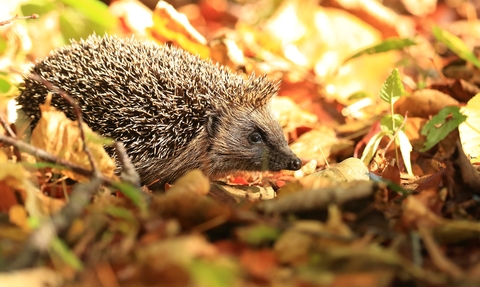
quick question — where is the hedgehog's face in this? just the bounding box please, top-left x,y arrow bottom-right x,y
205,105 -> 301,175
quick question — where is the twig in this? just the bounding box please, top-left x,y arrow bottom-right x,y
0,113 -> 22,160
115,141 -> 141,187
0,113 -> 17,138
418,226 -> 464,279
0,133 -> 103,181
259,180 -> 377,214
0,14 -> 39,26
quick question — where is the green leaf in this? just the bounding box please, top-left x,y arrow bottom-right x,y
0,37 -> 7,55
432,26 -> 480,69
235,224 -> 281,246
396,130 -> 413,176
51,238 -> 83,270
189,259 -> 238,287
344,37 -> 417,63
111,182 -> 148,213
59,0 -> 117,32
20,1 -> 56,17
104,206 -> 137,222
347,91 -> 373,101
380,114 -> 404,133
380,68 -> 405,104
22,162 -> 69,170
421,106 -> 467,151
0,76 -> 12,94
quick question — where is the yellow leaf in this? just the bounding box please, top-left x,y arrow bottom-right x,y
9,204 -> 29,231
31,95 -> 116,181
459,93 -> 480,162
148,1 -> 210,59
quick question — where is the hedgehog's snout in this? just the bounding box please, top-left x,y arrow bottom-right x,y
289,157 -> 302,170
267,149 -> 302,171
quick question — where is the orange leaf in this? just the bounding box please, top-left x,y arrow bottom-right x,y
149,1 -> 210,59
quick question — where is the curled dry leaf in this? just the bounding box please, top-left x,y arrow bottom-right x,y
289,128 -> 353,166
218,184 -> 276,201
308,157 -> 369,182
167,169 -> 210,196
30,97 -> 116,182
136,234 -> 218,264
394,89 -> 459,118
282,158 -> 368,197
260,180 -> 376,214
151,171 -> 230,229
149,1 -> 210,59
275,206 -> 353,264
293,159 -> 318,178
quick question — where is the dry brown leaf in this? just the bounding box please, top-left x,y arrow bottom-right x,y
151,171 -> 230,229
30,96 -> 116,181
136,234 -> 218,264
36,192 -> 66,215
394,89 -> 459,118
167,169 -> 210,196
149,1 -> 210,59
239,249 -> 277,280
401,195 -> 444,229
289,127 -> 353,166
219,184 -> 276,200
307,157 -> 369,182
275,207 -> 353,264
262,180 -> 375,214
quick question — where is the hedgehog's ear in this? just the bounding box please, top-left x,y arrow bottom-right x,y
206,112 -> 220,138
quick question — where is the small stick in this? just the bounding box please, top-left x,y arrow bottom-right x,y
115,141 -> 141,187
0,14 -> 39,26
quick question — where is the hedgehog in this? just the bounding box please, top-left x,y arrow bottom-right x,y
17,34 -> 302,190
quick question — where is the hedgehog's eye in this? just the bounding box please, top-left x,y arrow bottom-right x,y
249,132 -> 263,144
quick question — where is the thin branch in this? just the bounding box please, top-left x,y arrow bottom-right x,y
0,133 -> 115,186
0,14 -> 39,26
114,141 -> 141,187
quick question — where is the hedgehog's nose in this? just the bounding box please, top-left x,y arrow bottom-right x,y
289,157 -> 302,170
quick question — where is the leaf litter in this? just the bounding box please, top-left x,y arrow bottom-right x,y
2,0 -> 480,286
